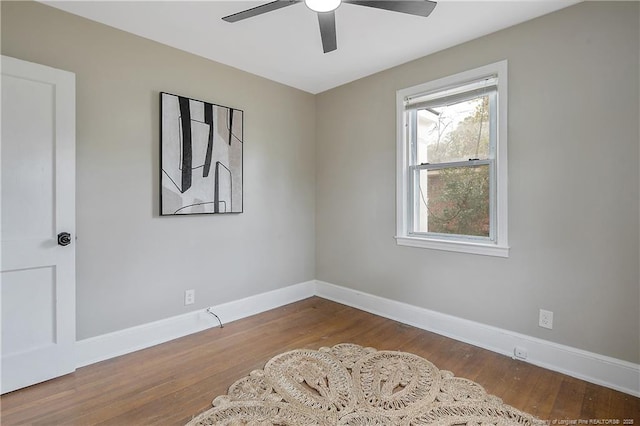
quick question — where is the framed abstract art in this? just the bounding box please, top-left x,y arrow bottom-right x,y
160,92 -> 243,215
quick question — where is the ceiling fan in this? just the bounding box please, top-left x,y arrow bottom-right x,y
222,0 -> 437,53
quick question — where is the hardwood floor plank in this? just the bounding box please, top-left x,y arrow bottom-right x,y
1,297 -> 638,425
521,368 -> 564,419
550,377 -> 589,419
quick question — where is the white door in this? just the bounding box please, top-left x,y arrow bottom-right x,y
1,56 -> 76,394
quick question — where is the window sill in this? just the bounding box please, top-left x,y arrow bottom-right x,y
395,236 -> 509,258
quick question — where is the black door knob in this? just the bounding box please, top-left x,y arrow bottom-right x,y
58,232 -> 71,246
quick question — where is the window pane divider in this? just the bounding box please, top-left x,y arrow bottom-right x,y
413,158 -> 492,171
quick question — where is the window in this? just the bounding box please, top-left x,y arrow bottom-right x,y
396,61 -> 508,257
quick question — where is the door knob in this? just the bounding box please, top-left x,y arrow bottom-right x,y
57,232 -> 71,246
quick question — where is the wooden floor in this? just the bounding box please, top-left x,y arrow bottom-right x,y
1,297 -> 638,425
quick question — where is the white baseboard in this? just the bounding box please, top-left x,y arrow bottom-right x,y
315,280 -> 640,397
75,280 -> 316,368
75,279 -> 639,397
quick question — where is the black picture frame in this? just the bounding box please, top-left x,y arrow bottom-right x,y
160,92 -> 243,215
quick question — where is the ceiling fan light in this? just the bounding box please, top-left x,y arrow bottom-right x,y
304,0 -> 341,13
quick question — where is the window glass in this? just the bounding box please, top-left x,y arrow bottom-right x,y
416,96 -> 490,165
416,165 -> 490,237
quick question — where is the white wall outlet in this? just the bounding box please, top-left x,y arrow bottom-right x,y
539,309 -> 553,329
184,289 -> 195,306
513,346 -> 528,360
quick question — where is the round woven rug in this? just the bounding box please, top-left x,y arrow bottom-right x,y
187,343 -> 546,425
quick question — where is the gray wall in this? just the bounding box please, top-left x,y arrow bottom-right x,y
1,1 -> 317,339
316,1 -> 639,363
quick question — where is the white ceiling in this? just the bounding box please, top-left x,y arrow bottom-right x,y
43,0 -> 580,94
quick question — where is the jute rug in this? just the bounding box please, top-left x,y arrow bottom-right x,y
187,343 -> 546,425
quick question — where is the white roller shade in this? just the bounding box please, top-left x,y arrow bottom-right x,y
404,76 -> 498,111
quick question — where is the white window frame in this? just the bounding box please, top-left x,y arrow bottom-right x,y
396,60 -> 509,257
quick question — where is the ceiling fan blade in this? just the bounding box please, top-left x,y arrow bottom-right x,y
317,11 -> 337,53
343,0 -> 437,17
222,0 -> 300,23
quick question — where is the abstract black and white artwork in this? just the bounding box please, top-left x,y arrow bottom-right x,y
160,92 -> 243,215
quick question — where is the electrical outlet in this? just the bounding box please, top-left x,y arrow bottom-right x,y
184,289 -> 195,306
539,309 -> 553,329
513,346 -> 527,360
